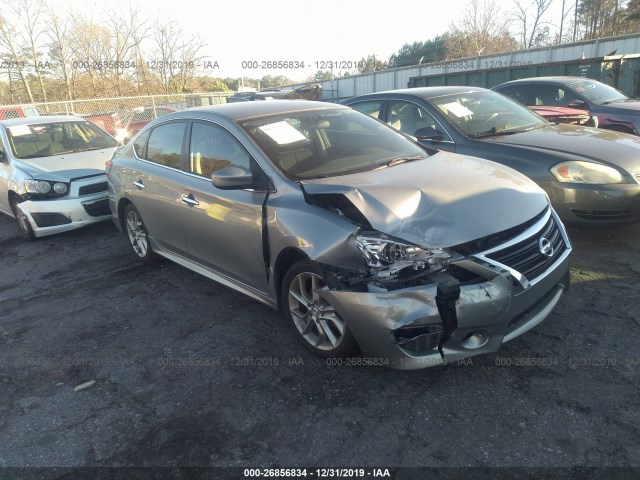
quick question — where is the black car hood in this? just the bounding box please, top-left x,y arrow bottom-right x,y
483,124 -> 640,173
600,99 -> 640,112
302,151 -> 548,249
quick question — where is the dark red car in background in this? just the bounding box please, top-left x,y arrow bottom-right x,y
493,77 -> 639,135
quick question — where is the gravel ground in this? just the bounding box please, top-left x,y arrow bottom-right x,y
0,215 -> 638,477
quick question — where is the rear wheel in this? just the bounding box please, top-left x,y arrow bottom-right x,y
282,261 -> 358,358
124,203 -> 158,264
10,195 -> 35,240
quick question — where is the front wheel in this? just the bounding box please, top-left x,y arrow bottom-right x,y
124,203 -> 158,264
10,196 -> 35,240
282,261 -> 358,358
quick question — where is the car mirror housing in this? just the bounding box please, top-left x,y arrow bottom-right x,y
212,166 -> 255,190
414,127 -> 445,142
567,100 -> 587,109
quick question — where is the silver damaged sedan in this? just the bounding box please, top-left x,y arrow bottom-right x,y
107,101 -> 571,369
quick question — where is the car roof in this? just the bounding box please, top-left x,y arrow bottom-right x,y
0,115 -> 86,126
495,76 -> 597,87
345,86 -> 489,101
161,100 -> 346,122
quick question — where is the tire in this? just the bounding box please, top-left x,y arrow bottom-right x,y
281,261 -> 358,358
123,203 -> 159,264
10,195 -> 35,240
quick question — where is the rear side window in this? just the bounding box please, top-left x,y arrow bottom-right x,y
145,122 -> 185,169
133,129 -> 150,158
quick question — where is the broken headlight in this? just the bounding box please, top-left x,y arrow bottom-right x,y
355,232 -> 454,280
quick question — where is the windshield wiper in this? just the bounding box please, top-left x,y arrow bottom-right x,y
469,125 -> 527,139
385,155 -> 424,168
469,126 -> 508,139
602,98 -> 627,105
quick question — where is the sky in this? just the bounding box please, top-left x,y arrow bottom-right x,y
71,0 -> 570,81
77,0 -> 471,80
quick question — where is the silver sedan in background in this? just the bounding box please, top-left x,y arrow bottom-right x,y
107,101 -> 571,369
0,116 -> 118,239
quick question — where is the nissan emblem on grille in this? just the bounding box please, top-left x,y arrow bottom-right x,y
538,237 -> 554,258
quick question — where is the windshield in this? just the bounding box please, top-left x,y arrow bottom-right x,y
239,108 -> 429,180
7,121 -> 117,159
567,79 -> 627,105
428,90 -> 547,138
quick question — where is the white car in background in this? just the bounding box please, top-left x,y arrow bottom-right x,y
0,116 -> 119,239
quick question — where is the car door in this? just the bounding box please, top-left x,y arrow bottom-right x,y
177,120 -> 269,293
0,135 -> 13,216
125,122 -> 189,256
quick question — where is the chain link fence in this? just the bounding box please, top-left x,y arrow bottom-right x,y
0,92 -> 234,142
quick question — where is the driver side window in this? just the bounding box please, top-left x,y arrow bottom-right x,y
189,122 -> 251,177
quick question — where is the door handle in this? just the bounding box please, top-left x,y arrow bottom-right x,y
133,180 -> 145,189
180,194 -> 199,207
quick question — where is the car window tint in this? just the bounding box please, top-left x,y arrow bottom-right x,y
350,101 -> 383,119
498,85 -> 531,106
146,122 -> 185,169
557,87 -> 580,105
133,129 -> 151,158
189,122 -> 251,177
532,85 -> 566,106
387,101 -> 440,136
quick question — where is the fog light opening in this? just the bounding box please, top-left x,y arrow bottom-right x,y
461,331 -> 489,349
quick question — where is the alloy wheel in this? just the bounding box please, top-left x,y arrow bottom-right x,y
287,271 -> 345,351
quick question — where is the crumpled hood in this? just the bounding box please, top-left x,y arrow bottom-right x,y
13,148 -> 116,182
484,124 -> 640,173
302,151 -> 548,248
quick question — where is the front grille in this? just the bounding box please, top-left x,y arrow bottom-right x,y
454,207 -> 548,255
83,199 -> 110,217
395,325 -> 443,353
31,213 -> 72,228
486,214 -> 566,282
78,182 -> 108,196
571,209 -> 633,222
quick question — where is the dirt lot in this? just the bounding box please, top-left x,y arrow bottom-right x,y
0,214 -> 639,477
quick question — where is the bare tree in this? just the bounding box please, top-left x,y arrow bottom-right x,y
151,19 -> 206,93
46,4 -> 77,100
103,5 -> 150,96
0,6 -> 35,103
13,0 -> 49,101
513,0 -> 555,48
444,0 -> 517,59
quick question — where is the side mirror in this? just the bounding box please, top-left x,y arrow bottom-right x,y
567,100 -> 587,109
212,166 -> 255,190
414,127 -> 445,142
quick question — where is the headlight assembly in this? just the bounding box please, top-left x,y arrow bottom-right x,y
550,161 -> 624,184
24,180 -> 69,196
53,182 -> 68,194
355,232 -> 454,280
